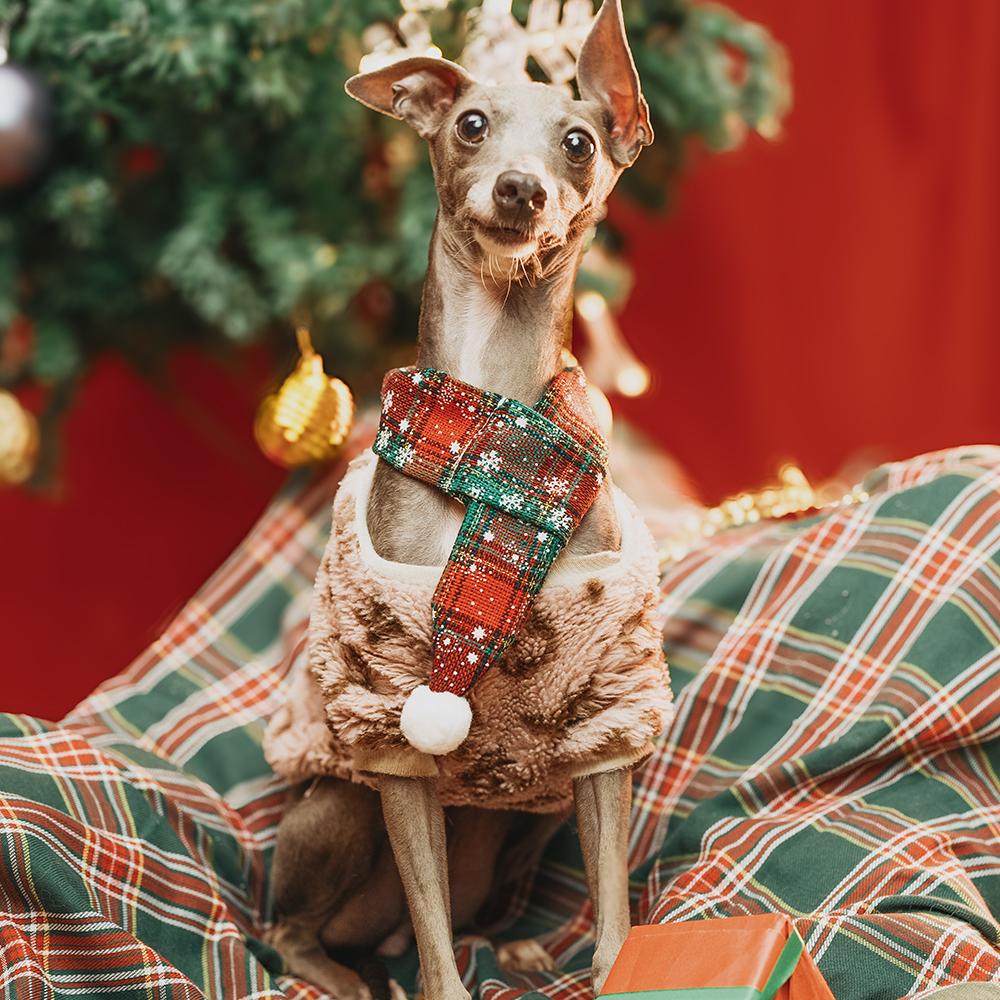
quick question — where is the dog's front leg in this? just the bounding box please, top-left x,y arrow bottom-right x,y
380,775 -> 470,1000
574,769 -> 632,995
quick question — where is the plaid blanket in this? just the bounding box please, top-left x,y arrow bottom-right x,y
2,444 -> 999,999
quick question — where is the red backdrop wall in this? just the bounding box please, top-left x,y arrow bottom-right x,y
3,0 -> 999,719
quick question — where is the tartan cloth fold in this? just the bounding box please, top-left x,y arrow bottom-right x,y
373,365 -> 608,695
1,443 -> 999,999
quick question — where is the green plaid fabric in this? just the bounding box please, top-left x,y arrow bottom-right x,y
1,443 -> 999,999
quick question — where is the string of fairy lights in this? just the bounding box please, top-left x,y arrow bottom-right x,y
657,465 -> 871,567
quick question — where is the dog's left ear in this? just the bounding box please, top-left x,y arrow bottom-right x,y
345,57 -> 472,139
576,0 -> 653,166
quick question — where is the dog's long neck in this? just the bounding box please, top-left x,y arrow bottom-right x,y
415,220 -> 581,403
367,217 -> 619,566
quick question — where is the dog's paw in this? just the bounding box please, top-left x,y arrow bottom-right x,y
496,938 -> 556,973
591,934 -> 628,995
267,919 -> 372,999
591,963 -> 613,997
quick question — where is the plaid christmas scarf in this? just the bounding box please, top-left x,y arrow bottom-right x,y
373,365 -> 608,753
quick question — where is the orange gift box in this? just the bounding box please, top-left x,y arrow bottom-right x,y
599,914 -> 835,1000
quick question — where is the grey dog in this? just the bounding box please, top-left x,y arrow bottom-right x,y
268,3 -> 654,997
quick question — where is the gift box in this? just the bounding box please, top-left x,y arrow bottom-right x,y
599,914 -> 835,1000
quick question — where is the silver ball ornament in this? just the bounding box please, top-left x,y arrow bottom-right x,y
0,62 -> 50,188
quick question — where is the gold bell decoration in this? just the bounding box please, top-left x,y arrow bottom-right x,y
255,327 -> 355,468
0,389 -> 39,485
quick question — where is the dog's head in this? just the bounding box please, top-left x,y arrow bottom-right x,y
346,0 -> 652,272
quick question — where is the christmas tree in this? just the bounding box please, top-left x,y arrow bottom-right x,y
0,0 -> 788,483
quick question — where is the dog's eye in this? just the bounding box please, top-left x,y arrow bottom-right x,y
456,110 -> 489,144
562,129 -> 595,163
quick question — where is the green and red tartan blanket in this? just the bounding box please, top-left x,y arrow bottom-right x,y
373,365 -> 607,698
1,444 -> 999,999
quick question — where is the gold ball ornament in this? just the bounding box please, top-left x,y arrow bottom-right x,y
0,389 -> 39,485
254,328 -> 355,468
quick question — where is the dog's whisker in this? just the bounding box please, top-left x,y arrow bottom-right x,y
501,268 -> 514,309
530,258 -> 540,287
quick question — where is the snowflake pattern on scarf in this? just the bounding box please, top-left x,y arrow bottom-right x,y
373,365 -> 608,695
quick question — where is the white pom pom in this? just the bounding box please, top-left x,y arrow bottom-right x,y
400,685 -> 472,755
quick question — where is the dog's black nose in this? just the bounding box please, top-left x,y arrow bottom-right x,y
492,171 -> 547,215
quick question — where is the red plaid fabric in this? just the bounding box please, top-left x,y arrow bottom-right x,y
373,366 -> 607,696
2,444 -> 999,998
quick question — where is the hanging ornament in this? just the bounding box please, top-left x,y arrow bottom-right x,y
0,389 -> 39,485
525,0 -> 594,86
574,240 -> 650,399
0,9 -> 51,189
0,314 -> 34,375
358,0 -> 445,74
358,0 -> 596,91
459,0 -> 530,86
461,0 -> 595,87
575,289 -> 650,398
254,327 -> 355,468
121,144 -> 163,179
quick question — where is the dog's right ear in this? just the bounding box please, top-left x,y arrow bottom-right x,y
345,57 -> 472,139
